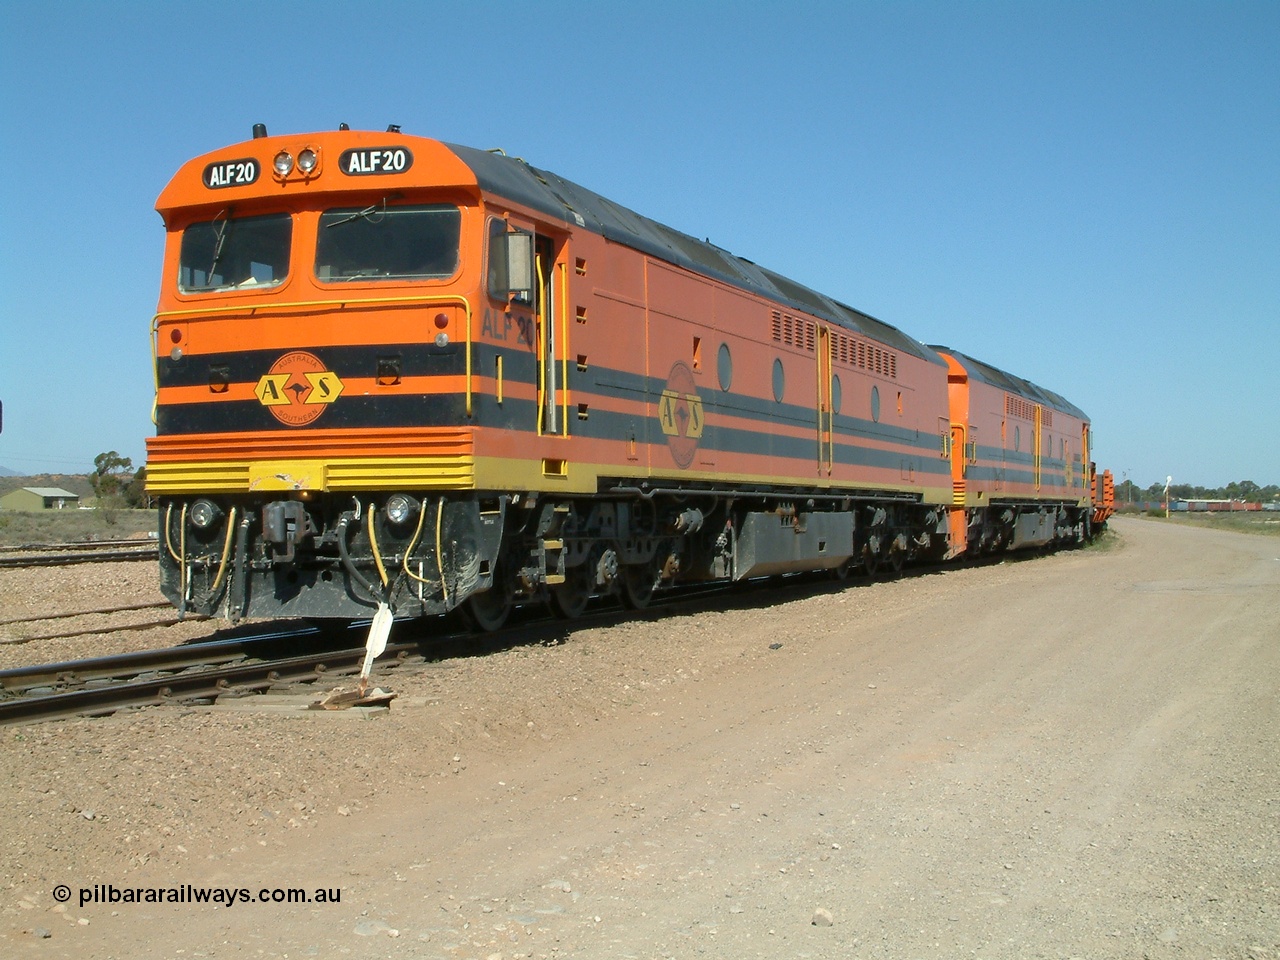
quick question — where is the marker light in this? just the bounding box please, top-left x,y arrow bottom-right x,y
273,151 -> 294,176
434,332 -> 450,348
297,148 -> 318,174
434,313 -> 449,329
385,494 -> 419,526
190,499 -> 222,530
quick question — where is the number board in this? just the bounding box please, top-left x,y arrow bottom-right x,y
203,158 -> 260,189
339,147 -> 414,176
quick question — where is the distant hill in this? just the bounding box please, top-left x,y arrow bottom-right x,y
0,465 -> 21,477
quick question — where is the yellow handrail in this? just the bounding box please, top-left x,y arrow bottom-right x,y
535,258 -> 548,435
815,327 -> 834,475
559,260 -> 569,436
1033,404 -> 1042,490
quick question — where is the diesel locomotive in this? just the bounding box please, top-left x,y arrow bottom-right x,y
146,123 -> 1113,627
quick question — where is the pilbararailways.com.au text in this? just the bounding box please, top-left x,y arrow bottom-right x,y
69,884 -> 341,908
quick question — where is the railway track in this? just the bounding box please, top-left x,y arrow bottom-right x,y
0,602 -> 191,646
0,538 -> 158,568
0,625 -> 420,725
0,545 -> 1075,726
0,574 -> 828,725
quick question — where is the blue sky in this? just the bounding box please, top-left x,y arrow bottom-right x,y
0,0 -> 1275,489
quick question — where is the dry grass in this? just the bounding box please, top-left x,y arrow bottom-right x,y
0,508 -> 155,545
1121,510 -> 1280,538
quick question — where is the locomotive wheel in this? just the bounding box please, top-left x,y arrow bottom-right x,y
888,548 -> 906,575
862,548 -> 880,578
620,564 -> 655,609
464,586 -> 512,633
549,566 -> 591,620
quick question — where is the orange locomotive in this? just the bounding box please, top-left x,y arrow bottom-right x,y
147,124 -> 1113,625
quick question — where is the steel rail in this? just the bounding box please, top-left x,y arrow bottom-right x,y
0,602 -> 171,628
0,547 -> 159,569
1,616 -> 190,646
0,625 -> 364,693
0,640 -> 254,692
0,642 -> 418,726
0,538 -> 157,554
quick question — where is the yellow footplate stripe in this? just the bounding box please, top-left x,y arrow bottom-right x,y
146,456 -> 475,494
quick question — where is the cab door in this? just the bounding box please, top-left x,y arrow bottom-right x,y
489,221 -> 569,438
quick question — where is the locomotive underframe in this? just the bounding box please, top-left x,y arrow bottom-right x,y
157,484 -> 1089,624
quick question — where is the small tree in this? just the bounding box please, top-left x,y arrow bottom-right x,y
91,451 -> 134,524
122,466 -> 152,509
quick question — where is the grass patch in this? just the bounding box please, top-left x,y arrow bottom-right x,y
0,509 -> 156,546
1084,526 -> 1123,552
1119,511 -> 1280,538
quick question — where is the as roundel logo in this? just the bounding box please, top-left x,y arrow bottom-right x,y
253,351 -> 345,427
658,361 -> 704,469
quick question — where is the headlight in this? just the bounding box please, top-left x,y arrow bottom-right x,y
190,499 -> 222,530
297,148 -> 318,174
385,494 -> 419,526
434,332 -> 450,348
273,151 -> 294,176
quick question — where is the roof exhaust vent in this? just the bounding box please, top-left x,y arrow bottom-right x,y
252,123 -> 268,139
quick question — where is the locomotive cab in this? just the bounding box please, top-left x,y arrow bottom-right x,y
148,130 -> 502,620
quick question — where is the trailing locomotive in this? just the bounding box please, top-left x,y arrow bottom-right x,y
146,124 -> 1113,627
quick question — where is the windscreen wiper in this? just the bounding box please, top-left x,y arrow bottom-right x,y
207,210 -> 232,280
325,198 -> 389,229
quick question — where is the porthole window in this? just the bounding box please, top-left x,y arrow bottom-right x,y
832,375 -> 842,414
717,343 -> 733,392
772,359 -> 785,402
870,385 -> 881,423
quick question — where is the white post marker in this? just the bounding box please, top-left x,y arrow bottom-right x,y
357,601 -> 394,695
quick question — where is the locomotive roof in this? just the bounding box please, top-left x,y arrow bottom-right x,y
447,143 -> 943,367
930,346 -> 1088,421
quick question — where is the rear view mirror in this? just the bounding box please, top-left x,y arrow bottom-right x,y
496,231 -> 534,303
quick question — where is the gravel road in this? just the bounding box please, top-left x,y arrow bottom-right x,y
1,517 -> 1277,959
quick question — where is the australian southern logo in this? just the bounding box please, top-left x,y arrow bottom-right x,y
254,352 -> 344,427
659,361 -> 704,469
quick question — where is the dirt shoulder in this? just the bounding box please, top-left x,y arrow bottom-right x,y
2,517 -> 1277,959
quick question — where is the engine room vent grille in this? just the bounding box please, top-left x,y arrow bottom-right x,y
1005,394 -> 1052,427
771,311 -> 816,352
832,329 -> 897,379
769,312 -> 898,379
1006,395 -> 1034,421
